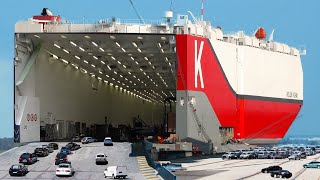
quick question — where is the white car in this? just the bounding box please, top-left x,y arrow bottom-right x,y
56,163 -> 75,177
96,153 -> 108,165
81,137 -> 96,144
104,166 -> 127,179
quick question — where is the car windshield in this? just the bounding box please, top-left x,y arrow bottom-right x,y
12,165 -> 21,169
97,154 -> 105,157
57,153 -> 67,158
61,147 -> 68,150
59,164 -> 70,168
35,148 -> 43,150
21,153 -> 30,158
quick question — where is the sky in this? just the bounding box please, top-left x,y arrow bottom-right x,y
0,0 -> 319,138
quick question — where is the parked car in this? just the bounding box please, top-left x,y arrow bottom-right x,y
66,142 -> 81,151
96,153 -> 108,165
303,161 -> 320,168
257,152 -> 269,159
9,164 -> 28,176
55,153 -> 69,165
300,152 -> 307,159
104,137 -> 113,146
56,163 -> 75,177
273,153 -> 287,159
104,166 -> 127,179
239,151 -> 256,159
19,153 -> 37,164
48,143 -> 59,150
81,137 -> 96,144
222,152 -> 237,160
261,166 -> 282,173
60,146 -> 71,155
270,170 -> 292,178
72,136 -> 81,142
288,153 -> 301,160
42,145 -> 53,153
34,147 -> 49,157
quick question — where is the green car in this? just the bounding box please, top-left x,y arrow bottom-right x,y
303,161 -> 320,168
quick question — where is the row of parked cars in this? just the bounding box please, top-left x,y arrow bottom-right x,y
222,146 -> 318,160
261,161 -> 320,179
9,142 -> 82,177
9,136 -> 120,178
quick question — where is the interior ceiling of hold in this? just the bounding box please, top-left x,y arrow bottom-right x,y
23,33 -> 177,103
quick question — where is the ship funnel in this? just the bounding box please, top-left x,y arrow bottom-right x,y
165,10 -> 173,22
41,8 -> 53,16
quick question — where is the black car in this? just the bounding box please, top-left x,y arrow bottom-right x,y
261,166 -> 282,173
55,153 -> 69,165
34,147 -> 49,157
270,170 -> 292,178
66,142 -> 81,151
19,153 -> 37,164
48,143 -> 59,150
9,164 -> 28,176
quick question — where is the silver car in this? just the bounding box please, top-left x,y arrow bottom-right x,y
81,137 -> 96,144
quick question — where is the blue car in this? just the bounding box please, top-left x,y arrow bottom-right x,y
60,146 -> 71,155
104,137 -> 113,146
303,161 -> 320,168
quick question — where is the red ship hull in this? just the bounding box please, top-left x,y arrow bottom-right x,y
176,34 -> 302,143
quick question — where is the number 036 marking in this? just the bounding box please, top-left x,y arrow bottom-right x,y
27,114 -> 37,121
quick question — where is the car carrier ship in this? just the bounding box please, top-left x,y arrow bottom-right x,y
14,7 -> 303,152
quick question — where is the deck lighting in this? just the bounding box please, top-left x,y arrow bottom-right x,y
132,42 -> 138,48
54,44 -> 61,48
80,68 -> 87,73
63,49 -> 70,54
70,41 -> 77,46
61,59 -> 69,64
79,47 -> 85,51
92,41 -> 98,47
